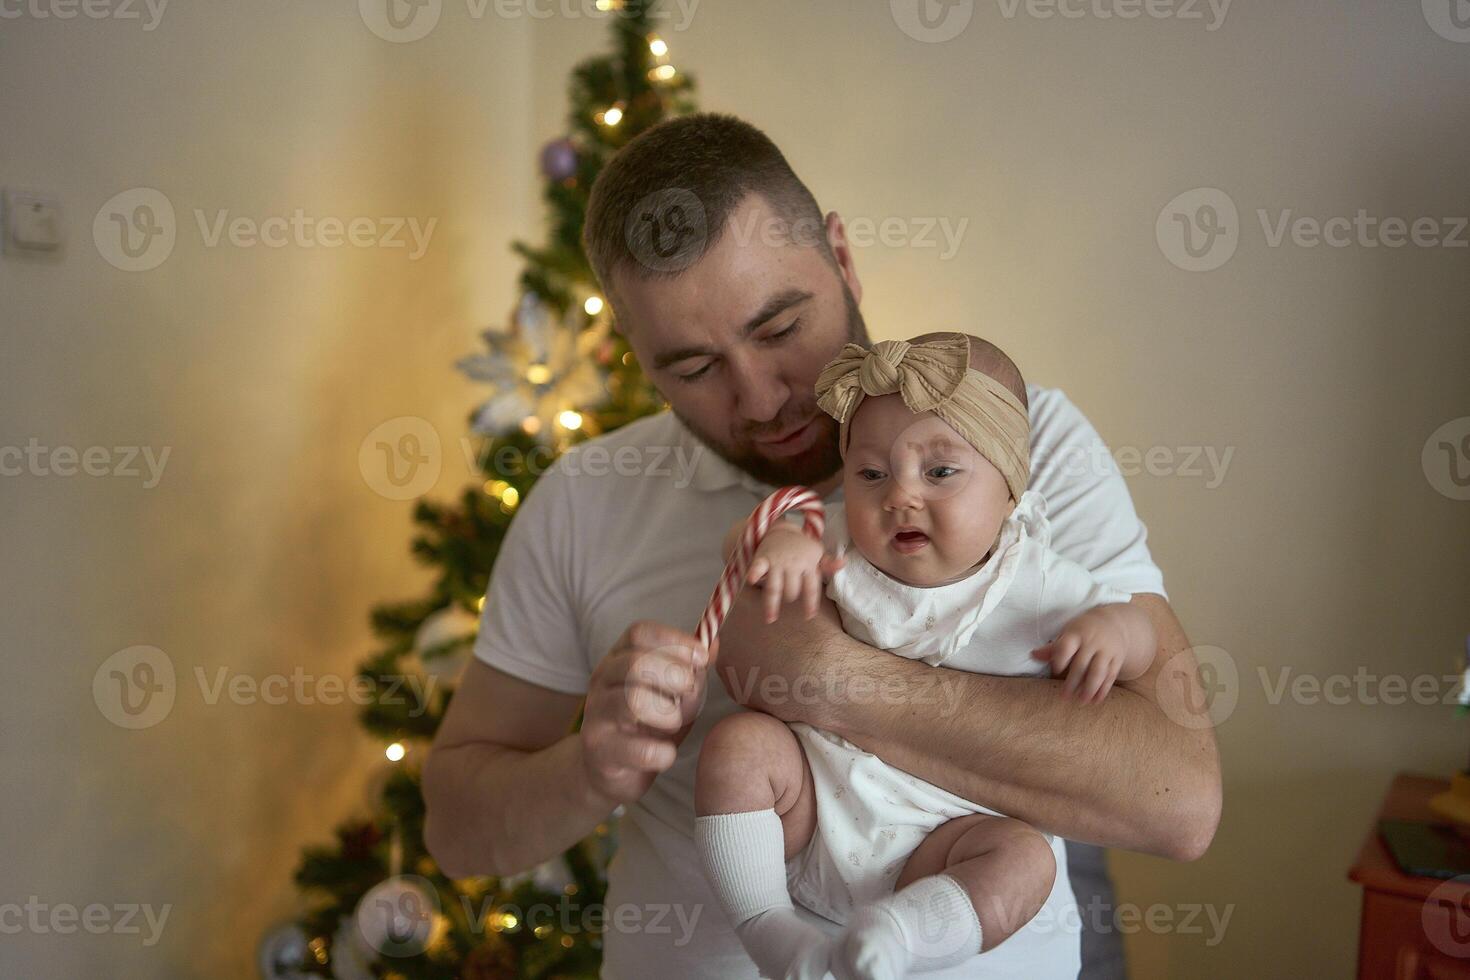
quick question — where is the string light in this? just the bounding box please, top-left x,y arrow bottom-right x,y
385,742 -> 406,762
557,410 -> 583,431
598,104 -> 624,127
648,35 -> 668,57
521,415 -> 542,436
583,295 -> 604,316
649,64 -> 676,82
500,487 -> 519,510
526,363 -> 551,384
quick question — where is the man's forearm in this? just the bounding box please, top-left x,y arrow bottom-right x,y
423,733 -> 614,879
715,590 -> 1221,861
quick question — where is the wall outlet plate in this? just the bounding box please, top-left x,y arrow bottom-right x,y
3,188 -> 63,253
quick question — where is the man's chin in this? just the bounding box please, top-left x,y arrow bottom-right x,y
677,412 -> 842,489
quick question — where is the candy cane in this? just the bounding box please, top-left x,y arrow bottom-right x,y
695,485 -> 826,651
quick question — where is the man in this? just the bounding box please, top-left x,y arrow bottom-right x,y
424,114 -> 1221,978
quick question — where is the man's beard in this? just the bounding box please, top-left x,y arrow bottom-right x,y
673,282 -> 870,489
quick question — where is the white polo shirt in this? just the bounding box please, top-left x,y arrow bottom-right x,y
474,385 -> 1166,979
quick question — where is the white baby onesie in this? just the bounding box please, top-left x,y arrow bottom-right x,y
783,490 -> 1130,933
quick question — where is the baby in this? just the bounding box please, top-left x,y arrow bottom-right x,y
693,333 -> 1157,980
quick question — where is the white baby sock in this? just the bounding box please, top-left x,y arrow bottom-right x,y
832,874 -> 983,980
695,809 -> 833,980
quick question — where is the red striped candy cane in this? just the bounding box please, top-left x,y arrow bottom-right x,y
695,485 -> 826,651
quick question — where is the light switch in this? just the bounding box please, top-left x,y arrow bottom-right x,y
4,189 -> 63,253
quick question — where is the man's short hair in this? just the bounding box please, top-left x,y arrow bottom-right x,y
583,113 -> 832,306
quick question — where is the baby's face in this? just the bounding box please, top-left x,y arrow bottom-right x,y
841,393 -> 1013,588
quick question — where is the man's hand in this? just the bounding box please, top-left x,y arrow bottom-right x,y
580,621 -> 716,805
1031,602 -> 1157,704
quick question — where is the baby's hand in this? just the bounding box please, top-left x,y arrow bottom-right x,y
745,524 -> 845,623
1030,604 -> 1156,704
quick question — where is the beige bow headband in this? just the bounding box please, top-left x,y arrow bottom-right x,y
813,333 -> 1031,502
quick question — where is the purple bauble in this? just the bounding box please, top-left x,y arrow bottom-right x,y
539,138 -> 578,181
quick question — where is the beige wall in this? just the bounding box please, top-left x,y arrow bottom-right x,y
527,2 -> 1470,977
3,1 -> 1468,977
0,6 -> 533,978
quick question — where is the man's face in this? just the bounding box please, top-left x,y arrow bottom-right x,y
611,193 -> 869,489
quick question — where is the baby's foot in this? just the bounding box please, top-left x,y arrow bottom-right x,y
735,906 -> 835,980
831,875 -> 984,979
830,904 -> 911,980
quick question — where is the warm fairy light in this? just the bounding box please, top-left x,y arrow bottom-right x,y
484,478 -> 509,498
534,924 -> 552,938
621,351 -> 634,366
386,742 -> 406,762
521,415 -> 542,435
526,363 -> 551,385
560,935 -> 574,948
594,0 -> 621,9
557,410 -> 583,430
600,105 -> 623,126
500,487 -> 519,509
650,64 -> 676,82
648,35 -> 668,57
583,295 -> 604,316
476,595 -> 486,612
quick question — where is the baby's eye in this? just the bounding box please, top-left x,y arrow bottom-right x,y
857,468 -> 885,482
928,465 -> 959,480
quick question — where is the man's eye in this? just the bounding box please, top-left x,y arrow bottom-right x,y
674,363 -> 713,383
767,318 -> 802,342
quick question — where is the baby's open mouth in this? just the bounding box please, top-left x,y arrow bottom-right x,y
892,529 -> 930,553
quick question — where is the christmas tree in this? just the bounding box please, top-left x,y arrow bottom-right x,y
258,5 -> 696,977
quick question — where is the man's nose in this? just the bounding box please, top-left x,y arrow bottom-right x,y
730,362 -> 789,423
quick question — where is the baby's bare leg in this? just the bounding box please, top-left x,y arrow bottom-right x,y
896,813 -> 1057,951
695,710 -> 817,858
833,814 -> 1055,979
694,712 -> 829,980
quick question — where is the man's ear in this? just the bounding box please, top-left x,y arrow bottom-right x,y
824,211 -> 863,306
